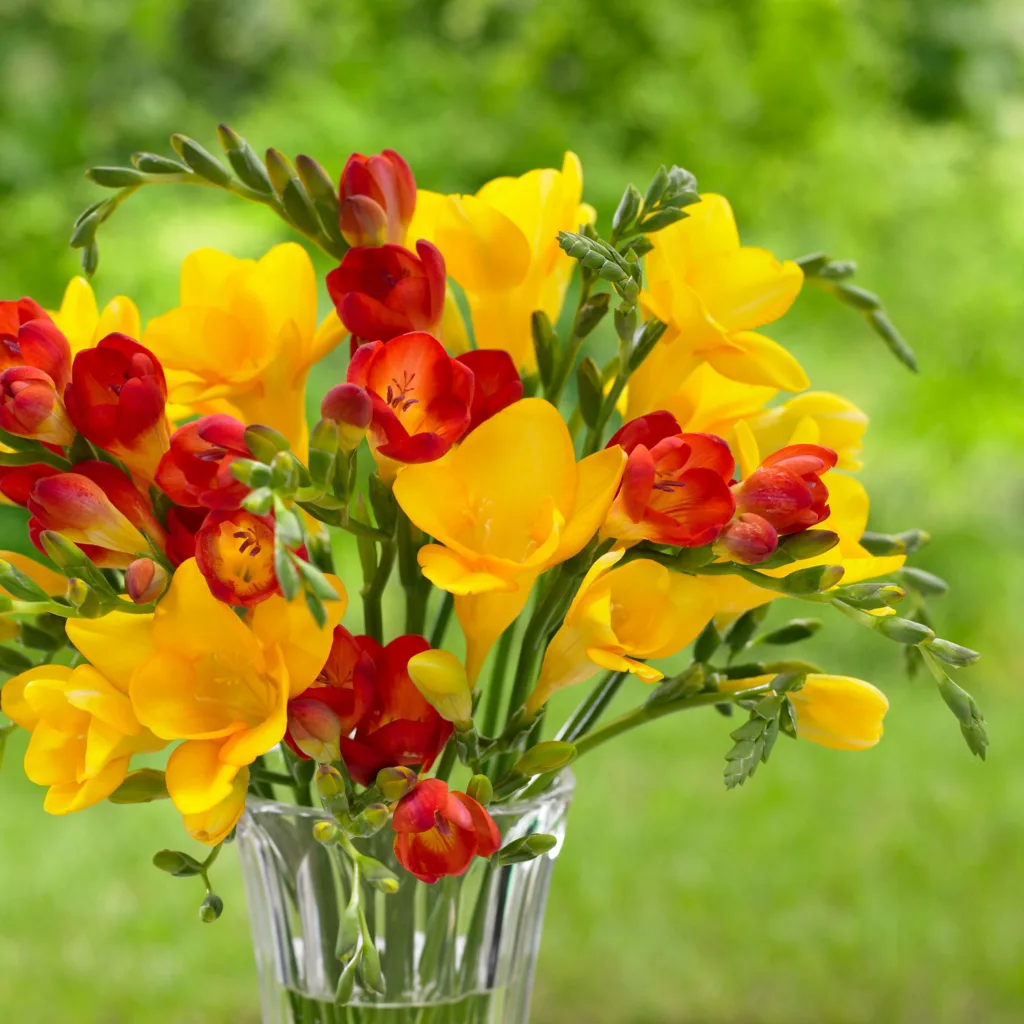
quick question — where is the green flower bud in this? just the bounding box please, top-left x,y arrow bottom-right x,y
574,292 -> 611,339
229,458 -> 273,488
132,151 -> 188,174
780,564 -> 844,595
86,166 -> 147,188
108,768 -> 169,804
316,764 -> 347,800
925,637 -> 981,668
335,951 -> 360,1003
354,803 -> 390,838
357,854 -> 400,895
467,774 -> 493,806
313,820 -> 340,846
514,741 -> 577,777
152,849 -> 204,877
170,134 -> 233,186
612,183 -> 643,235
530,311 -> 557,386
497,833 -> 558,865
241,487 -> 274,516
874,616 -> 935,645
754,619 -> 822,646
576,358 -> 603,428
777,529 -> 839,561
216,124 -> 274,193
898,566 -> 949,597
243,424 -> 291,463
199,893 -> 224,923
838,582 -> 905,610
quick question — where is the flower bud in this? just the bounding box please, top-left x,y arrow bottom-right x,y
287,698 -> 342,763
313,819 -> 340,845
315,763 -> 346,800
338,149 -> 416,247
356,852 -> 401,894
780,564 -> 844,595
321,383 -> 372,452
497,833 -> 558,865
467,774 -> 493,807
777,529 -> 840,561
354,802 -> 390,837
376,765 -> 418,803
124,558 -> 168,604
514,741 -> 577,777
199,893 -> 224,923
406,648 -> 474,729
874,616 -> 935,645
0,366 -> 76,445
243,424 -> 291,463
838,582 -> 906,610
925,637 -> 981,668
714,513 -> 778,564
152,849 -> 204,877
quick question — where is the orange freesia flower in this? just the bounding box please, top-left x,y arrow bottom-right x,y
194,508 -> 280,607
338,149 -> 417,247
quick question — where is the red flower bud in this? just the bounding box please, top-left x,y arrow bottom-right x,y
285,625 -> 376,762
338,149 -> 417,247
64,333 -> 170,482
321,383 -> 373,452
28,461 -> 165,568
735,443 -> 837,535
155,414 -> 251,510
326,241 -> 446,342
347,332 -> 473,472
124,557 -> 169,604
287,699 -> 343,763
0,366 -> 75,445
194,508 -> 279,607
392,779 -> 500,884
0,300 -> 72,391
714,512 -> 779,564
455,350 -> 524,432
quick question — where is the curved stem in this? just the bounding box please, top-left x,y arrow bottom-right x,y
557,671 -> 628,743
429,592 -> 455,649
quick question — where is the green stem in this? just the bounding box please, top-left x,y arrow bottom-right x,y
298,502 -> 391,542
429,592 -> 455,649
362,539 -> 396,645
397,512 -> 431,635
582,372 -> 629,456
573,683 -> 774,758
557,671 -> 628,743
432,736 -> 458,783
482,628 -> 516,736
545,274 -> 596,405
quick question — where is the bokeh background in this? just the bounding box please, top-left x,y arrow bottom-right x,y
1,1 -> 1022,1021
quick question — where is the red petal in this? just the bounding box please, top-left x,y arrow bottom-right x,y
606,411 -> 681,454
392,779 -> 450,833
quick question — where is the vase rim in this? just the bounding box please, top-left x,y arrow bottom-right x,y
244,769 -> 576,818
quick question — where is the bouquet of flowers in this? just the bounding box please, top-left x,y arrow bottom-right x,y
0,127 -> 986,1023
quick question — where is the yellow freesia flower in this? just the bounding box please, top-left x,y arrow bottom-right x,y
721,673 -> 889,751
393,398 -> 625,683
631,363 -> 868,472
143,244 -> 346,456
64,558 -> 345,843
526,552 -> 717,713
699,423 -> 904,624
628,194 -> 807,418
409,153 -> 595,371
48,276 -> 141,355
0,663 -> 164,814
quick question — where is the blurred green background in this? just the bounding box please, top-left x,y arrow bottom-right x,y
1,1 -> 1022,1021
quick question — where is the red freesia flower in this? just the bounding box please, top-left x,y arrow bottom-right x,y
341,634 -> 452,786
0,299 -> 71,391
0,366 -> 75,445
194,508 -> 281,607
734,443 -> 837,535
456,350 -> 523,432
0,463 -> 58,506
285,625 -> 376,762
392,779 -> 500,884
64,333 -> 170,482
327,241 -> 446,342
165,505 -> 209,567
28,460 -> 166,568
347,331 -> 473,471
156,414 -> 251,510
602,411 -> 736,547
338,149 -> 417,247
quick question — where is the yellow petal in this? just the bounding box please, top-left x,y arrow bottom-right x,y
1,665 -> 73,731
585,647 -> 664,682
24,718 -> 84,787
691,249 -> 803,333
705,331 -> 809,392
556,446 -> 627,562
790,674 -> 889,750
0,551 -> 67,598
43,757 -> 130,815
182,765 -> 249,845
418,546 -> 518,595
96,295 -> 141,342
50,276 -> 98,353
217,644 -> 289,766
435,194 -> 532,293
245,243 -> 318,356
66,610 -> 157,694
165,738 -> 240,815
250,577 -> 346,697
180,248 -> 253,308
733,419 -> 761,481
440,289 -> 471,355
457,579 -> 537,686
64,664 -> 140,735
309,309 -> 348,368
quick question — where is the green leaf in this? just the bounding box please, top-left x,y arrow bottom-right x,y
0,647 -> 35,675
723,605 -> 769,660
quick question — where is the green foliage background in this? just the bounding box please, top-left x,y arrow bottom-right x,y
1,1 -> 1022,1021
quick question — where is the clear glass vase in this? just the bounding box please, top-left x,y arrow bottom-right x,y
236,773 -> 574,1024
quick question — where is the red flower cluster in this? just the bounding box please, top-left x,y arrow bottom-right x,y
716,443 -> 838,563
602,412 -> 736,547
285,626 -> 452,786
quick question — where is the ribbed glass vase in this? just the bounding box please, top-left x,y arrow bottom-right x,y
236,774 -> 574,1024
